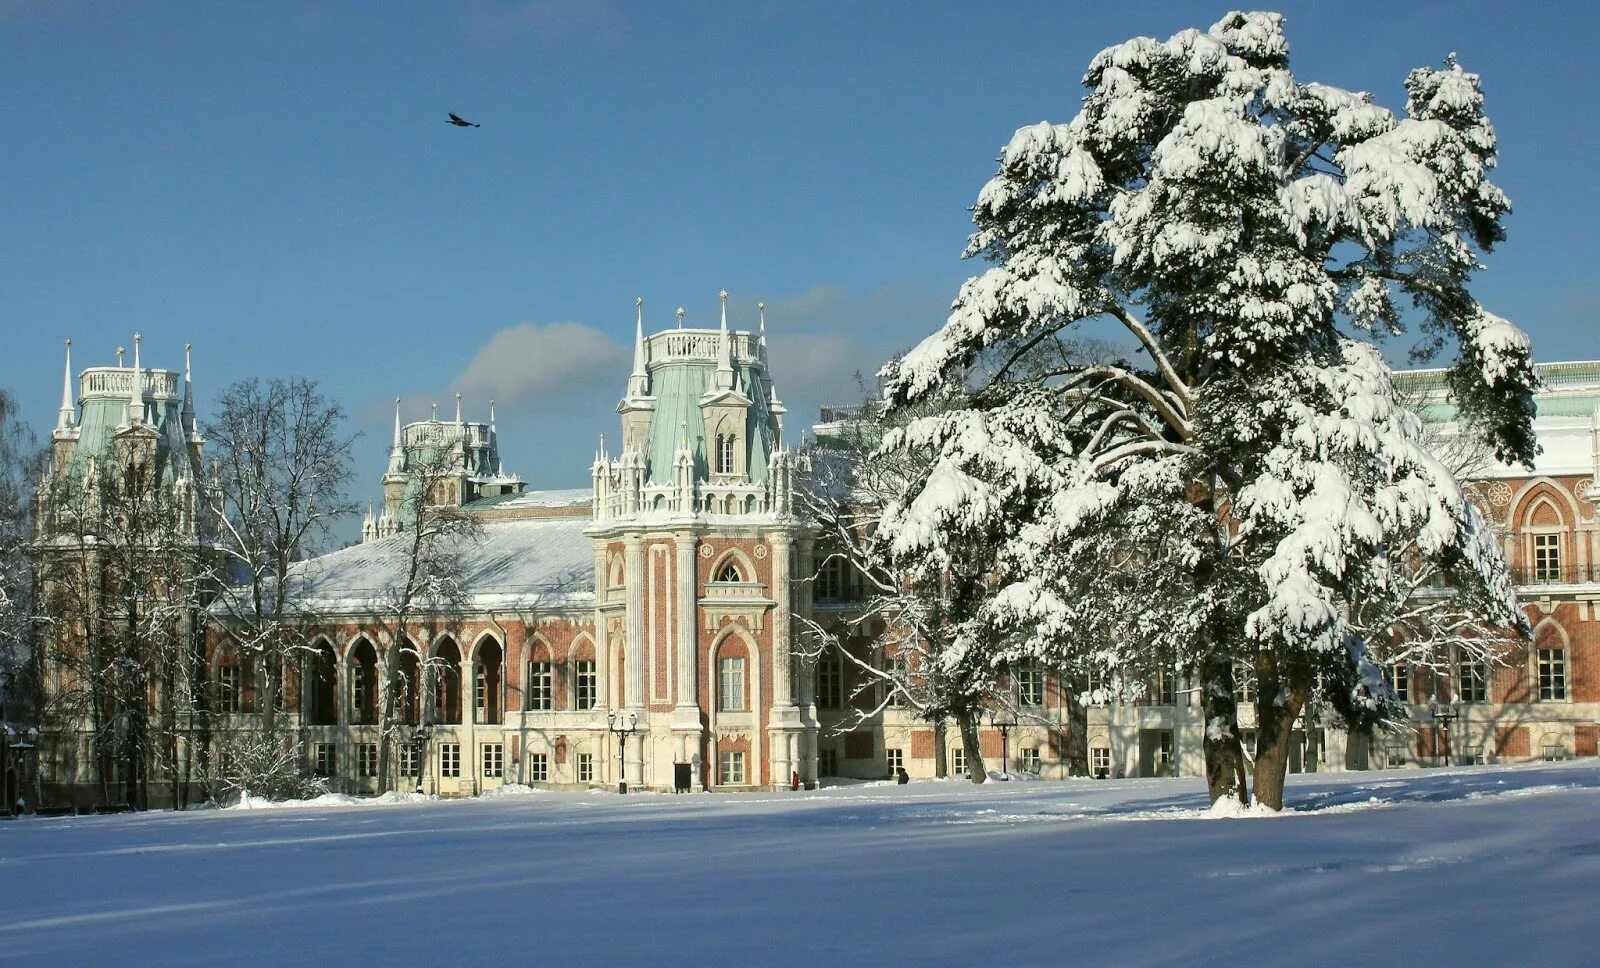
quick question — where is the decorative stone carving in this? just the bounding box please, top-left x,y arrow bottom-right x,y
700,543 -> 714,559
1576,479 -> 1594,504
1488,481 -> 1513,508
753,544 -> 768,560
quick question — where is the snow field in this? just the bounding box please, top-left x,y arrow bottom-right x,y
3,761 -> 1599,966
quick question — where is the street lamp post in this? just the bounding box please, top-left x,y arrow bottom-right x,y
1428,698 -> 1459,768
987,708 -> 1016,778
411,727 -> 429,794
607,709 -> 638,794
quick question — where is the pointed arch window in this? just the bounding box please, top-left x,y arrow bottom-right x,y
715,434 -> 736,475
715,561 -> 742,583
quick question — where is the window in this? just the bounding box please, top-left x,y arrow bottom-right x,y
1017,666 -> 1046,707
1388,663 -> 1410,704
885,656 -> 908,707
576,752 -> 593,783
1233,662 -> 1255,704
1533,533 -> 1562,583
715,434 -> 735,475
1542,738 -> 1565,762
1241,730 -> 1257,756
217,665 -> 240,714
401,744 -> 419,778
817,557 -> 853,602
719,656 -> 746,712
1085,667 -> 1106,704
475,667 -> 488,715
886,748 -> 904,777
817,748 -> 838,777
816,652 -> 843,709
482,743 -> 504,779
529,752 -> 549,782
1155,732 -> 1174,773
1385,743 -> 1408,768
1538,648 -> 1567,701
715,561 -> 742,583
313,743 -> 335,778
950,747 -> 966,776
1156,670 -> 1176,706
719,750 -> 746,785
1462,745 -> 1485,766
351,664 -> 368,720
358,743 -> 378,778
1457,653 -> 1488,703
1090,747 -> 1111,778
1020,748 -> 1041,774
527,661 -> 553,710
574,660 -> 597,710
440,743 -> 461,779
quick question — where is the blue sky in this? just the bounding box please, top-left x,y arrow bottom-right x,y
3,1 -> 1595,533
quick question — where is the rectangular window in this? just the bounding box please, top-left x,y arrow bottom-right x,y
816,653 -> 843,709
1233,662 -> 1255,704
1385,743 -> 1408,768
1020,748 -> 1041,774
574,661 -> 597,710
950,747 -> 966,776
527,662 -> 553,710
1542,739 -> 1565,762
401,744 -> 419,778
1018,667 -> 1045,707
817,557 -> 844,602
482,743 -> 503,779
1156,670 -> 1176,706
351,665 -> 368,720
719,750 -> 746,785
719,656 -> 746,712
1538,648 -> 1567,701
1156,732 -> 1174,772
885,657 -> 908,707
357,743 -> 378,778
1241,730 -> 1257,756
1388,663 -> 1410,703
1463,745 -> 1485,766
218,665 -> 240,714
817,748 -> 838,777
529,752 -> 549,782
1457,653 -> 1488,703
1090,747 -> 1111,778
576,752 -> 593,783
440,743 -> 461,779
475,668 -> 488,715
886,748 -> 904,777
1085,667 -> 1106,704
1533,533 -> 1562,583
715,434 -> 735,476
313,743 -> 335,778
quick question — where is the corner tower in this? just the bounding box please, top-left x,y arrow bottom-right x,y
587,293 -> 811,792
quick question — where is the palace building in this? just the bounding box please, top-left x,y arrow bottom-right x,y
20,299 -> 1600,806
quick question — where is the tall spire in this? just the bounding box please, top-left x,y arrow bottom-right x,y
489,398 -> 497,435
56,339 -> 76,430
758,301 -> 767,350
181,342 -> 197,432
713,289 -> 735,391
627,296 -> 649,399
386,397 -> 405,476
454,392 -> 462,426
125,332 -> 144,426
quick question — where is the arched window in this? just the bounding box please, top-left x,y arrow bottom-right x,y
716,561 -> 742,583
715,434 -> 735,475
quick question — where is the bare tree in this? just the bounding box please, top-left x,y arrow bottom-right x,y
0,390 -> 39,748
202,377 -> 356,793
363,448 -> 482,794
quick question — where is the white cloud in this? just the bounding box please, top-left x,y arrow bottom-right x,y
449,321 -> 626,407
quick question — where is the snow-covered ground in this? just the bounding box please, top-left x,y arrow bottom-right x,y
3,762 -> 1598,966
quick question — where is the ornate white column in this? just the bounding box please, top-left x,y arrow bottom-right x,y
674,530 -> 699,709
768,530 -> 799,788
796,536 -> 818,786
624,534 -> 646,708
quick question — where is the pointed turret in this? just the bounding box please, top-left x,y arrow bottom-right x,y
123,333 -> 144,427
56,339 -> 76,432
385,398 -> 405,476
758,301 -> 767,355
626,296 -> 650,399
713,289 -> 736,392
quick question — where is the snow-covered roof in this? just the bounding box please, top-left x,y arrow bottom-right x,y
283,518 -> 595,614
476,487 -> 592,510
1397,360 -> 1600,479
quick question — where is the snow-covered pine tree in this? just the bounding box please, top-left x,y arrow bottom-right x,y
878,10 -> 1535,809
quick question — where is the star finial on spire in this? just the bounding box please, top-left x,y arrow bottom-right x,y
675,307 -> 685,329
431,401 -> 439,421
116,345 -> 125,367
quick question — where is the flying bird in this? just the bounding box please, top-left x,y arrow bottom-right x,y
447,112 -> 481,128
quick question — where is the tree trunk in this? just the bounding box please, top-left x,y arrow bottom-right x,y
954,708 -> 986,783
1063,685 -> 1089,777
1199,652 -> 1249,806
1251,654 -> 1307,811
933,720 -> 948,778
